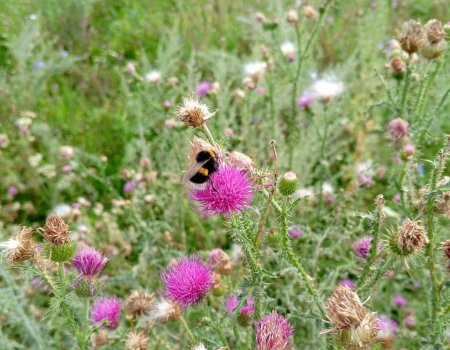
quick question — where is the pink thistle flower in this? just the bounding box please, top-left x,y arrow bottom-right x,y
197,81 -> 212,97
392,295 -> 407,308
393,194 -> 401,203
388,118 -> 409,141
225,293 -> 238,315
402,143 -> 416,156
352,236 -> 382,260
377,315 -> 398,340
240,296 -> 255,316
296,93 -> 314,109
91,297 -> 121,329
190,164 -> 253,216
162,256 -> 213,308
123,181 -> 136,193
404,314 -> 416,329
7,186 -> 18,197
73,247 -> 108,295
256,311 -> 294,350
339,278 -> 355,290
288,227 -> 302,238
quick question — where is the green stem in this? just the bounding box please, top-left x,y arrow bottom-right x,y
358,201 -> 383,287
205,307 -> 229,348
316,105 -> 329,220
179,314 -> 196,343
359,255 -> 395,295
400,61 -> 411,117
279,208 -> 326,317
202,123 -> 216,146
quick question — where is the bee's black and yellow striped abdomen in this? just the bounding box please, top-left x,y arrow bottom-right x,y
190,150 -> 218,184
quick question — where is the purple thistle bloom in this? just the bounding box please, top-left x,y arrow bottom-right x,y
190,164 -> 253,216
240,296 -> 255,316
352,236 -> 382,260
392,295 -> 407,308
393,194 -> 401,203
296,93 -> 314,109
404,314 -> 416,328
123,181 -> 136,193
225,293 -> 239,315
288,227 -> 302,238
73,247 -> 108,295
7,186 -> 18,197
91,297 -> 121,329
377,315 -> 398,340
412,281 -> 420,289
339,278 -> 355,290
162,256 -> 213,308
197,81 -> 212,97
256,311 -> 294,350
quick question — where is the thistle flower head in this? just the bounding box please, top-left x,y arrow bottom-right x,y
227,151 -> 254,173
377,315 -> 398,341
389,219 -> 428,256
296,93 -> 314,109
91,297 -> 121,329
124,290 -> 155,317
309,74 -> 344,103
145,299 -> 180,322
224,293 -> 239,315
256,311 -> 294,350
73,247 -> 108,277
421,19 -> 447,60
162,256 -> 213,308
209,248 -> 233,275
124,331 -> 149,350
197,81 -> 212,97
42,214 -> 70,246
325,286 -> 378,350
190,164 -> 253,216
243,62 -> 267,82
176,98 -> 215,128
280,41 -> 296,57
388,118 -> 409,141
352,236 -> 382,260
145,70 -> 161,83
0,227 -> 36,264
399,20 -> 425,54
285,10 -> 298,24
392,295 -> 407,308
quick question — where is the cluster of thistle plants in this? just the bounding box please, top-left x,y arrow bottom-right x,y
1,1 -> 450,349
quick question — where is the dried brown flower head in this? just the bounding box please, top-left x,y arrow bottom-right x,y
176,98 -> 215,128
228,151 -> 255,173
440,240 -> 450,262
325,286 -> 379,350
285,9 -> 298,24
92,329 -> 109,349
124,331 -> 149,350
303,5 -> 319,20
42,214 -> 70,246
420,19 -> 447,59
390,219 -> 428,256
145,299 -> 181,323
399,20 -> 425,54
0,227 -> 36,264
124,290 -> 155,317
209,248 -> 233,275
389,56 -> 406,78
417,176 -> 450,217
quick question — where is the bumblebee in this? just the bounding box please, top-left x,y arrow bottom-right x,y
183,149 -> 218,188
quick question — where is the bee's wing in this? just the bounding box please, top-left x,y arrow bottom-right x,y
181,160 -> 210,190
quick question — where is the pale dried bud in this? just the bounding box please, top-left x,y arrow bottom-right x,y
390,219 -> 428,256
232,89 -> 246,100
399,20 -> 425,54
168,76 -> 179,86
285,9 -> 298,24
188,137 -> 217,163
324,286 -> 378,350
124,331 -> 149,350
0,227 -> 36,264
209,248 -> 233,275
42,214 -> 70,246
176,98 -> 215,128
303,5 -> 319,20
424,19 -> 446,44
390,56 -> 406,78
255,12 -> 266,23
146,299 -> 181,322
227,151 -> 254,173
92,329 -> 109,349
125,290 -> 155,317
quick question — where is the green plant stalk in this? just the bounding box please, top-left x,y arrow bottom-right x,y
316,105 -> 329,220
202,123 -> 216,146
279,207 -> 326,317
358,206 -> 383,287
179,314 -> 196,343
400,61 -> 411,117
205,306 -> 229,348
424,148 -> 448,340
358,255 -> 395,295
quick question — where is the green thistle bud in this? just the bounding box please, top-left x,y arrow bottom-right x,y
75,279 -> 102,298
44,241 -> 76,262
237,313 -> 252,327
278,171 -> 299,196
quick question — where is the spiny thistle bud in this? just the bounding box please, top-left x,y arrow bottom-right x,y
176,97 -> 216,128
124,290 -> 155,317
389,219 -> 428,257
324,286 -> 379,350
42,215 -> 70,246
278,171 -> 299,196
421,19 -> 448,60
417,176 -> 450,217
0,227 -> 36,264
285,9 -> 298,24
389,56 -> 406,79
399,20 -> 425,54
209,248 -> 233,276
44,242 -> 77,262
124,331 -> 149,350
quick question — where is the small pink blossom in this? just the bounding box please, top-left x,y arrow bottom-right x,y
352,236 -> 382,260
91,297 -> 121,329
296,93 -> 314,109
225,294 -> 238,315
162,256 -> 213,308
288,227 -> 302,238
7,186 -> 18,197
190,164 -> 253,216
388,118 -> 409,141
392,295 -> 407,308
197,81 -> 212,97
393,194 -> 401,203
240,296 -> 254,316
256,311 -> 294,350
339,279 -> 355,290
